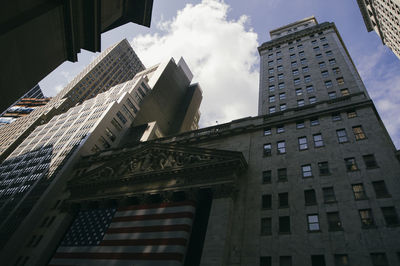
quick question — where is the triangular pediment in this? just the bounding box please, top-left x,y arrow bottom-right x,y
69,143 -> 247,189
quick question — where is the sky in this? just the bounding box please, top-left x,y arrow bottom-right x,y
39,0 -> 400,148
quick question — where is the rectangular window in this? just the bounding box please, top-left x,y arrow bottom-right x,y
280,104 -> 287,111
311,40 -> 317,45
320,37 -> 327,42
381,207 -> 399,226
326,50 -> 333,56
116,111 -> 127,124
297,44 -> 303,48
352,126 -> 366,140
294,78 -> 301,85
332,67 -> 341,75
359,209 -> 375,228
363,154 -> 378,168
105,128 -> 116,142
280,256 -> 292,266
296,121 -> 305,129
268,53 -> 273,59
347,110 -> 357,118
111,118 -> 122,131
325,80 -> 333,88
372,181 -> 390,198
278,168 -> 287,182
329,58 -> 336,65
290,54 -> 296,59
269,106 -> 276,113
292,69 -> 299,76
321,70 -> 329,78
336,129 -> 348,143
289,46 -> 295,52
278,83 -> 285,89
296,88 -> 303,96
291,61 -> 298,68
262,194 -> 272,209
279,216 -> 290,233
307,214 -> 320,231
261,217 -> 272,235
268,68 -> 274,75
311,255 -> 326,266
302,66 -> 309,73
299,51 -> 305,57
298,136 -> 308,150
264,127 -> 271,136
313,46 -> 320,52
345,157 -> 358,171
277,125 -> 285,133
263,143 -> 272,156
268,76 -> 275,82
306,85 -> 314,93
278,73 -> 284,80
340,88 -> 349,96
260,256 -> 272,266
328,91 -> 336,99
269,95 -> 275,103
332,112 -> 341,121
268,85 -> 275,92
319,61 -> 326,68
268,61 -> 273,67
279,93 -> 286,100
276,51 -> 282,56
309,96 -> 316,104
300,58 -> 307,65
302,164 -> 312,178
262,170 -> 272,184
318,161 -> 329,175
334,254 -> 349,266
279,192 -> 289,208
313,134 -> 324,147
277,65 -> 283,71
352,183 -> 367,200
337,77 -> 344,85
323,43 -> 329,49
323,187 -> 336,203
304,75 -> 311,83
305,189 -> 317,205
277,141 -> 286,154
297,99 -> 305,106
310,117 -> 319,126
370,253 -> 389,266
327,212 -> 342,231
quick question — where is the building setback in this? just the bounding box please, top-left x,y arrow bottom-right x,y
356,0 -> 400,60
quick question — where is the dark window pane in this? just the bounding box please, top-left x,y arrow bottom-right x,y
363,154 -> 378,168
305,189 -> 317,205
372,181 -> 390,198
311,255 -> 326,266
278,168 -> 287,181
279,216 -> 290,233
323,187 -> 336,203
261,217 -> 272,235
262,195 -> 272,209
370,253 -> 389,266
381,207 -> 399,226
327,212 -> 342,231
263,171 -> 272,184
260,256 -> 272,266
280,256 -> 292,266
359,209 -> 375,228
334,254 -> 349,266
279,193 -> 289,208
318,161 -> 330,175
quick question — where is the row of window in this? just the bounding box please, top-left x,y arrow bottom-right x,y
260,252 -> 393,266
266,51 -> 334,69
267,36 -> 327,59
263,126 -> 366,155
260,205 -> 398,236
267,31 -> 326,51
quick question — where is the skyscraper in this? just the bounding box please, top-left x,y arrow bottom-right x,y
356,0 -> 400,60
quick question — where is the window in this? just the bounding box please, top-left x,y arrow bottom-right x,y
336,77 -> 344,85
310,117 -> 319,126
279,192 -> 289,208
311,255 -> 326,266
269,95 -> 275,103
264,127 -> 271,136
116,111 -> 127,124
302,164 -> 312,178
268,85 -> 275,92
298,136 -> 308,150
313,46 -> 320,52
280,256 -> 292,266
306,85 -> 314,93
311,40 -> 317,45
332,112 -> 341,121
352,126 -> 366,140
297,99 -> 305,107
329,58 -> 336,65
370,253 -> 389,266
307,214 -> 320,231
327,212 -> 342,231
279,92 -> 286,100
291,61 -> 298,68
334,254 -> 349,266
279,216 -> 290,233
324,80 -> 333,88
332,67 -> 341,74
320,37 -> 327,42
269,106 -> 276,113
277,125 -> 285,133
277,65 -> 283,71
326,50 -> 333,56
288,47 -> 294,52
323,187 -> 336,203
268,68 -> 274,75
276,51 -> 282,56
111,118 -> 122,131
359,209 -> 375,228
280,104 -> 287,111
278,83 -> 285,89
372,181 -> 390,198
277,58 -> 282,64
309,96 -> 316,104
268,76 -> 275,82
297,44 -> 303,48
296,88 -> 303,96
263,143 -> 272,156
321,70 -> 329,78
347,110 -> 357,118
318,161 -> 329,175
328,91 -> 336,99
381,207 -> 399,226
261,217 -> 272,235
278,73 -> 284,80
303,75 -> 311,84
340,88 -> 349,96
268,61 -> 274,67
296,121 -> 305,129
299,51 -> 305,57
290,54 -> 296,59
292,69 -> 299,75
262,194 -> 272,209
105,128 -> 116,142
300,58 -> 307,65
313,134 -> 323,147
302,66 -> 309,73
319,61 -> 326,68
345,157 -> 358,171
278,168 -> 287,181
277,141 -> 286,154
305,189 -> 317,205
323,43 -> 329,49
262,170 -> 272,184
363,154 -> 378,168
268,53 -> 273,59
352,183 -> 367,200
294,78 -> 301,85
336,129 -> 348,143
260,256 -> 272,266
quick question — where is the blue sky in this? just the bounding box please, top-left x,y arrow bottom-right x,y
39,0 -> 400,148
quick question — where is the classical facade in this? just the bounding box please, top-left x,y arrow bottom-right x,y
356,0 -> 400,60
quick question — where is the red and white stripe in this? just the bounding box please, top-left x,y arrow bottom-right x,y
49,201 -> 196,266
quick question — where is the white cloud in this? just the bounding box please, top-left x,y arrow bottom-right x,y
131,0 -> 259,127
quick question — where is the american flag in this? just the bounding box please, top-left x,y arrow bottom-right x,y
49,201 -> 196,266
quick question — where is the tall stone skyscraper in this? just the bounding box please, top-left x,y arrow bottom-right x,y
356,0 -> 400,60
